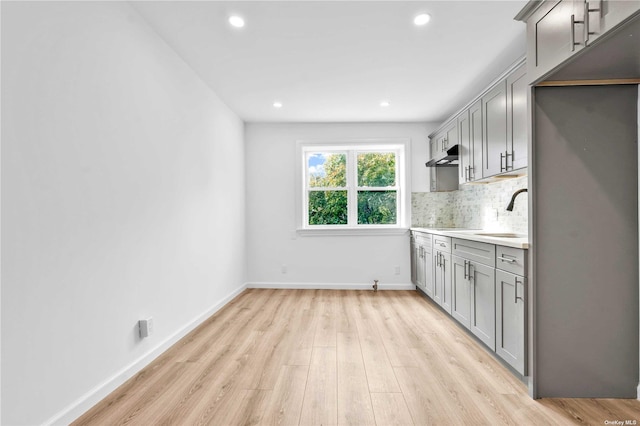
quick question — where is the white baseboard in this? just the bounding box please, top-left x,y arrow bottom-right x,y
247,282 -> 416,291
44,283 -> 248,426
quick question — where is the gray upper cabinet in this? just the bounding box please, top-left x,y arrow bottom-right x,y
528,0 -> 583,82
506,64 -> 528,171
596,1 -> 640,44
428,122 -> 459,192
469,100 -> 483,182
482,81 -> 508,178
458,110 -> 471,184
517,0 -> 640,83
429,59 -> 527,184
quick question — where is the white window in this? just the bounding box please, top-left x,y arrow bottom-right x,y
297,139 -> 409,234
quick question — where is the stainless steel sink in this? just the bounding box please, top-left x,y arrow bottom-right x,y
474,232 -> 525,238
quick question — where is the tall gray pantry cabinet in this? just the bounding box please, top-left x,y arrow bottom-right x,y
516,1 -> 640,398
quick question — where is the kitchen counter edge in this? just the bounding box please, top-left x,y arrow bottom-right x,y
410,227 -> 529,249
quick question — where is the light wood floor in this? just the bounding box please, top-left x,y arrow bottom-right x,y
74,289 -> 640,425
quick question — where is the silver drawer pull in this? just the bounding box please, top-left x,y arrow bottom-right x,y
498,256 -> 516,263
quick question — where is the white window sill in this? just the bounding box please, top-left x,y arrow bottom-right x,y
296,227 -> 410,237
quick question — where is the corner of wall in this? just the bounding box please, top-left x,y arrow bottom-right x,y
44,284 -> 247,425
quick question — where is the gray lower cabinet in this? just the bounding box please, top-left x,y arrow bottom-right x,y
451,238 -> 496,351
469,261 -> 496,351
411,232 -> 433,297
423,243 -> 434,297
433,235 -> 452,314
496,269 -> 527,375
452,255 -> 472,328
413,232 -> 527,378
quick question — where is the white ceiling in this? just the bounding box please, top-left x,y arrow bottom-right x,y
131,1 -> 527,123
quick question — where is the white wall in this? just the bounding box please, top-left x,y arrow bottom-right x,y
1,2 -> 246,424
245,122 -> 434,287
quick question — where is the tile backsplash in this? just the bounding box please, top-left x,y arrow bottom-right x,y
412,175 -> 528,234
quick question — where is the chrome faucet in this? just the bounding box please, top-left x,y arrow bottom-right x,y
506,188 -> 528,211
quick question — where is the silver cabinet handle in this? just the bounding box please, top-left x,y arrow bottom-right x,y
506,151 -> 513,171
498,256 -> 516,263
468,263 -> 474,281
469,166 -> 474,180
585,0 -> 601,44
500,152 -> 506,172
515,277 -> 524,302
463,260 -> 468,279
571,13 -> 585,52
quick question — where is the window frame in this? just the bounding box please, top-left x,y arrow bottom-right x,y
296,139 -> 410,236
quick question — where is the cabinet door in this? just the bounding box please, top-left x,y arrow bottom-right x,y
452,255 -> 472,329
433,251 -> 442,306
482,81 -> 508,178
410,236 -> 417,285
470,261 -> 496,350
506,64 -> 528,171
457,110 -> 471,184
496,270 -> 526,375
440,252 -> 452,314
587,1 -> 640,46
416,244 -> 425,290
469,100 -> 482,182
424,246 -> 434,298
444,121 -> 457,153
529,0 -> 585,82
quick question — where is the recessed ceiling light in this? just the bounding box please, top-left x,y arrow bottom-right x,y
414,13 -> 431,26
228,15 -> 245,28
380,101 -> 390,107
273,101 -> 283,108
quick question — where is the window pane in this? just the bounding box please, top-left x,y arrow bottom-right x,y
357,191 -> 397,224
308,190 -> 348,225
357,152 -> 396,187
308,153 -> 346,188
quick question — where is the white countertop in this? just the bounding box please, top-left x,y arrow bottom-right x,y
410,227 -> 529,249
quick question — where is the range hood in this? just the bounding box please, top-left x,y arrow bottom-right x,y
425,144 -> 459,167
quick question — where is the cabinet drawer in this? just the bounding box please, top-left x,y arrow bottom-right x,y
452,238 -> 495,267
433,235 -> 451,253
496,245 -> 527,276
413,232 -> 432,247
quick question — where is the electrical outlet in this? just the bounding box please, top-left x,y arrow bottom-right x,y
139,317 -> 153,338
394,265 -> 401,275
281,264 -> 287,274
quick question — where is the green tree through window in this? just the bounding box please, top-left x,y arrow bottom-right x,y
306,149 -> 400,226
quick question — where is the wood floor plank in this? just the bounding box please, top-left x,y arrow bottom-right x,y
370,393 -> 415,426
355,315 -> 401,393
313,290 -> 338,347
300,346 -> 338,426
74,289 -> 640,426
259,365 -> 308,426
336,332 -> 376,425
